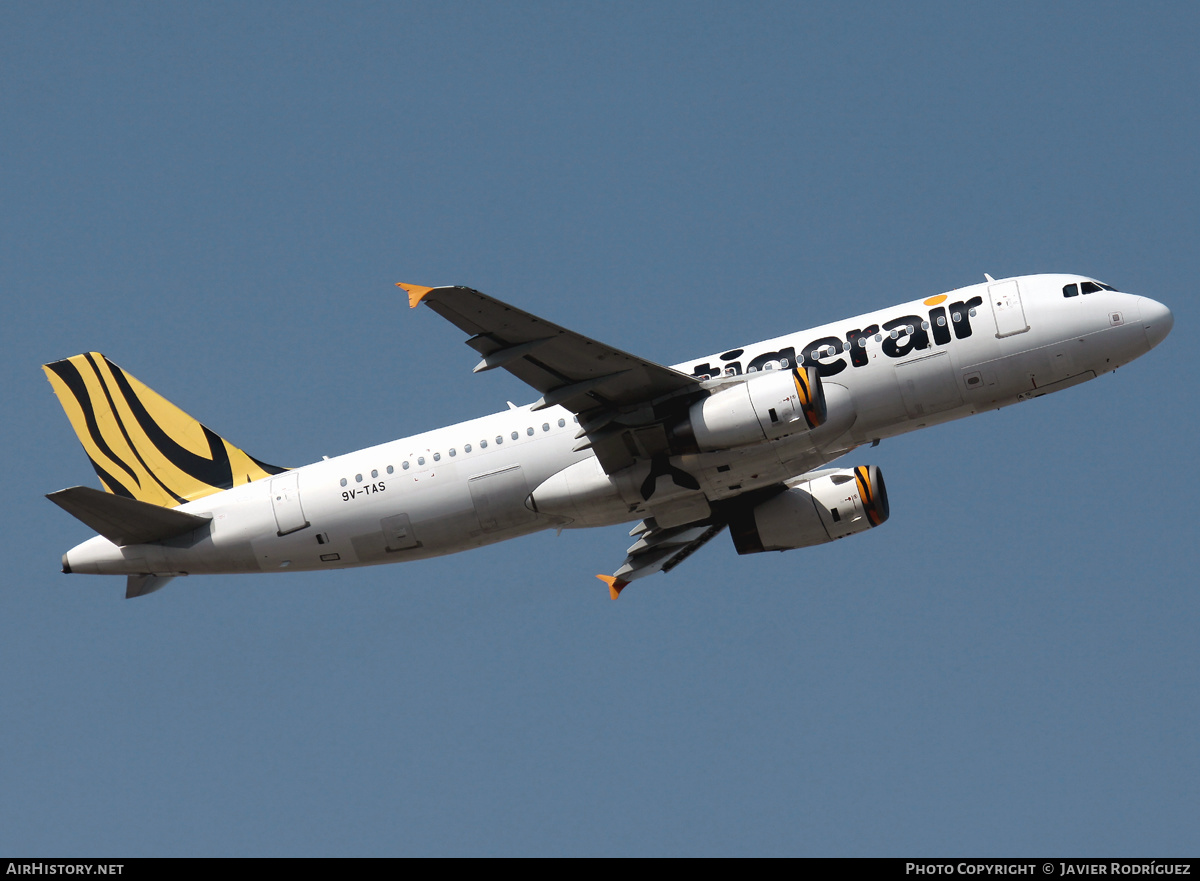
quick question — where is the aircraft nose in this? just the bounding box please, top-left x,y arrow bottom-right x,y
1137,297 -> 1174,350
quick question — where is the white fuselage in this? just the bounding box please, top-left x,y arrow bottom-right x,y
63,274 -> 1172,578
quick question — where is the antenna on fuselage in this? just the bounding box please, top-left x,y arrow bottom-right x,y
984,273 -> 995,282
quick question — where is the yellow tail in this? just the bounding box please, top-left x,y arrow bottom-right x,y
43,353 -> 286,508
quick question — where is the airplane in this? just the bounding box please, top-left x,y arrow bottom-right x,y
44,274 -> 1173,599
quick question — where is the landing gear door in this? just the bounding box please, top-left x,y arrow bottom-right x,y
270,471 -> 310,536
989,279 -> 1030,338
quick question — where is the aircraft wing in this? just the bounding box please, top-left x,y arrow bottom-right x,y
401,283 -> 705,472
596,517 -> 727,599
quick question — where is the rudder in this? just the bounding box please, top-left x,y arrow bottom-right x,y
43,353 -> 286,507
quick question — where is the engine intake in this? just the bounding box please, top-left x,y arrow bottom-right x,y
729,465 -> 889,554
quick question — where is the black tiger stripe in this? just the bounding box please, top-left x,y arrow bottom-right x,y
88,456 -> 138,500
45,358 -> 142,489
101,355 -> 237,493
85,354 -> 188,505
248,454 -> 288,477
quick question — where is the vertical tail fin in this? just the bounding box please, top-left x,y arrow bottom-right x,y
43,353 -> 286,508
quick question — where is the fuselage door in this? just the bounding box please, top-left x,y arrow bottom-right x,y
270,471 -> 310,536
988,279 -> 1030,338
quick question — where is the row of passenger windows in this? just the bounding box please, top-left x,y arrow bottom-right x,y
338,417 -> 574,486
1063,281 -> 1117,297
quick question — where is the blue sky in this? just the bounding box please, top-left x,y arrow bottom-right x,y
2,2 -> 1197,856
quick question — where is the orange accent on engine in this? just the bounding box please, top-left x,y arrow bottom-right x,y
855,466 -> 882,526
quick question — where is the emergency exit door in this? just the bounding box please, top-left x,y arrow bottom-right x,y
988,279 -> 1030,338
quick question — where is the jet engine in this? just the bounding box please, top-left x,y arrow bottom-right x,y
672,365 -> 828,453
728,465 -> 889,554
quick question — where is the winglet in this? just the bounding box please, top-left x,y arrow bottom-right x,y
596,574 -> 629,600
396,283 -> 435,309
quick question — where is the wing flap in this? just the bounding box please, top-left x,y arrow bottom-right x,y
598,518 -> 726,599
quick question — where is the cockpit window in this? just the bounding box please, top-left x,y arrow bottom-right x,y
1081,281 -> 1102,295
1063,283 -> 1079,297
1097,282 -> 1118,291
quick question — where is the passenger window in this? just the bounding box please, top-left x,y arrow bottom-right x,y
937,316 -> 946,326
402,461 -> 410,470
433,452 -> 441,462
558,419 -> 566,428
1063,283 -> 1080,297
465,443 -> 472,453
418,457 -> 425,466
480,440 -> 488,448
874,333 -> 883,341
371,469 -> 378,479
340,478 -> 347,487
526,427 -> 534,436
542,423 -> 550,432
511,431 -> 519,440
449,448 -> 456,457
496,435 -> 503,444
387,465 -> 394,474
355,474 -> 363,483
952,312 -> 961,322
780,358 -> 789,367
1081,282 -> 1102,295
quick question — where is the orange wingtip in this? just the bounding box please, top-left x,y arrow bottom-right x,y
596,574 -> 629,600
396,282 -> 435,308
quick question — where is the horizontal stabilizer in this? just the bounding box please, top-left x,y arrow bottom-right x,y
47,486 -> 211,546
126,574 -> 176,599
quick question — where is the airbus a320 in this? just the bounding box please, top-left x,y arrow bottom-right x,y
44,275 -> 1172,598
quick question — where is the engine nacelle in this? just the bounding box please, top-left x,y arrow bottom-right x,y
728,465 -> 889,554
674,365 -> 827,452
